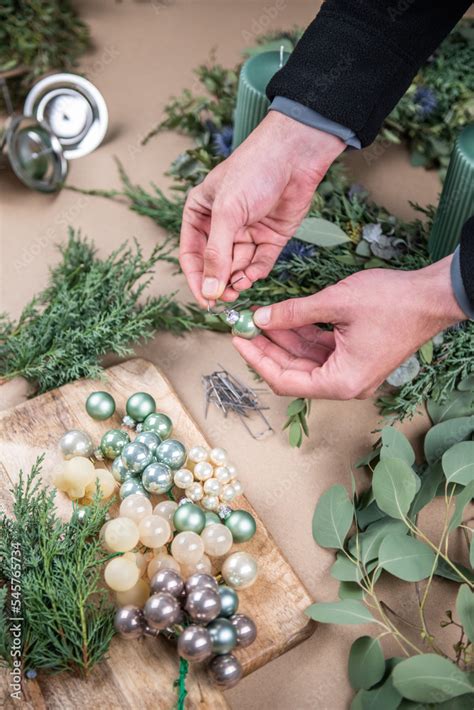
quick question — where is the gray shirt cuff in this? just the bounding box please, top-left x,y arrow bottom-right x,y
269,96 -> 362,149
451,246 -> 474,320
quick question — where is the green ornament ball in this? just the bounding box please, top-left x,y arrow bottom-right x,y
156,439 -> 186,470
173,503 -> 206,534
126,392 -> 156,422
134,430 -> 161,454
142,462 -> 173,494
204,511 -> 221,527
218,586 -> 239,618
85,391 -> 116,420
225,510 -> 256,543
231,310 -> 261,340
100,429 -> 130,459
207,618 -> 238,655
143,412 -> 173,439
120,479 -> 149,500
111,455 -> 134,483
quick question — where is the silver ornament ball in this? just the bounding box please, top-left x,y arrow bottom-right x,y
185,587 -> 221,624
114,605 -> 145,639
111,455 -> 134,483
177,625 -> 212,662
134,430 -> 162,454
59,429 -> 94,459
121,441 -> 153,474
229,613 -> 257,648
184,573 -> 218,595
156,439 -> 186,470
142,462 -> 173,494
144,592 -> 182,630
208,653 -> 243,688
150,569 -> 184,598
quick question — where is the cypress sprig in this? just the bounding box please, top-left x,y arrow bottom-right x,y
0,229 -> 198,393
0,457 -> 116,674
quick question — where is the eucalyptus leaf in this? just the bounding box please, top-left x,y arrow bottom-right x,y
458,374 -> 474,392
348,636 -> 385,690
357,501 -> 387,530
294,217 -> 350,248
348,518 -> 408,566
287,398 -> 306,416
378,535 -> 435,582
427,389 -> 474,424
330,554 -> 371,583
456,585 -> 474,644
380,428 -> 415,466
442,441 -> 474,485
470,536 -> 474,568
409,462 -> 444,517
350,674 -> 402,710
447,480 -> 474,532
305,600 -> 379,625
424,416 -> 474,464
435,558 -> 474,584
372,458 -> 417,520
312,484 -> 354,549
355,445 -> 381,469
289,420 -> 303,447
392,654 -> 474,703
338,582 -> 365,600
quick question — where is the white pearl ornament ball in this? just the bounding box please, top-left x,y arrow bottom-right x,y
210,448 -> 227,466
119,494 -> 153,523
187,446 -> 209,464
138,515 -> 171,548
202,494 -> 220,511
221,552 -> 258,590
214,466 -> 232,485
203,478 -> 221,496
187,482 -> 204,502
194,462 -> 213,482
174,468 -> 194,489
171,531 -> 204,565
201,524 -> 233,557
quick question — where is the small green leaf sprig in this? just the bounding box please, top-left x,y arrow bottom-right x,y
0,456 -> 116,675
283,398 -> 311,448
308,382 -> 474,707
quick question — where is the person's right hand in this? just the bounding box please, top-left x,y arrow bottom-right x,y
179,111 -> 345,307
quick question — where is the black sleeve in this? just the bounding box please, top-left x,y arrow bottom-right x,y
460,217 -> 474,310
266,0 -> 471,147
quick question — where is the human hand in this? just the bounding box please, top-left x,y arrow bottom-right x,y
179,111 -> 345,307
232,257 -> 465,400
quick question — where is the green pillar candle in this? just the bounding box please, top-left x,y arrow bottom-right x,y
429,124 -> 474,261
232,50 -> 290,150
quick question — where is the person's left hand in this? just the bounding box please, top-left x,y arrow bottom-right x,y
232,257 -> 465,400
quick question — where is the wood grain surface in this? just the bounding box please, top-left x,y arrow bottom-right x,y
0,358 -> 315,709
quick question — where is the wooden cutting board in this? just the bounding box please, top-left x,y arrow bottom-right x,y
0,358 -> 315,709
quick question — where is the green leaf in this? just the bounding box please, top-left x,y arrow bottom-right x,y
448,480 -> 474,531
331,554 -> 373,582
409,462 -> 444,517
355,446 -> 381,469
348,518 -> 408,566
312,484 -> 354,549
351,670 -> 402,710
456,585 -> 474,644
424,416 -> 474,464
305,600 -> 379,625
442,441 -> 474,485
287,398 -> 306,416
458,374 -> 474,392
289,420 -> 303,447
427,390 -> 474,424
378,535 -> 435,582
471,537 -> 474,568
357,501 -> 387,530
338,582 -> 365,600
419,340 -> 433,365
435,558 -> 474,584
294,217 -> 350,248
348,636 -> 385,690
392,654 -> 474,703
372,458 -> 417,520
380,428 -> 415,466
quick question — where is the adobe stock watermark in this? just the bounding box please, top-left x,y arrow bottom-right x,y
8,539 -> 23,701
241,0 -> 287,44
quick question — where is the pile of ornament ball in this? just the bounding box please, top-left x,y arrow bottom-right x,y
102,494 -> 258,603
55,429 -> 116,503
114,571 -> 257,689
174,444 -> 245,514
